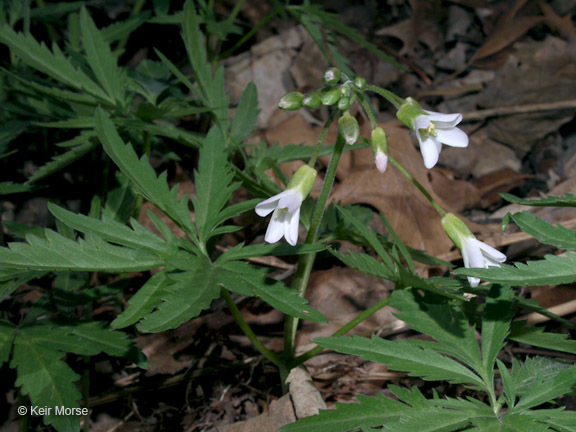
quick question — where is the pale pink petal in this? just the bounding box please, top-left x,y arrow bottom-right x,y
435,127 -> 469,148
375,151 -> 388,173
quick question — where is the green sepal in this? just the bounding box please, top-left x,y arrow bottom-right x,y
396,97 -> 425,131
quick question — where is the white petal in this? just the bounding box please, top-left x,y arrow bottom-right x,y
424,111 -> 462,128
375,151 -> 388,173
474,239 -> 506,265
468,276 -> 481,288
277,190 -> 302,213
462,238 -> 484,269
435,127 -> 469,148
285,207 -> 301,246
461,238 -> 484,287
264,210 -> 286,244
255,190 -> 291,217
419,137 -> 440,169
415,115 -> 431,131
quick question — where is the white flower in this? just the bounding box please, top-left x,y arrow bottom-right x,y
255,189 -> 303,246
414,111 -> 469,169
461,237 -> 507,288
441,213 -> 506,288
255,165 -> 317,246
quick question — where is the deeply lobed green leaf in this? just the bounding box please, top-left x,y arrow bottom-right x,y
455,253 -> 576,286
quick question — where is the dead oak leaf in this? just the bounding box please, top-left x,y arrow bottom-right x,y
330,121 -> 455,257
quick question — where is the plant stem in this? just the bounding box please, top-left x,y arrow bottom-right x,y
293,296 -> 391,365
388,156 -> 446,217
308,110 -> 337,168
366,84 -> 405,110
221,288 -> 283,368
283,132 -> 347,357
355,92 -> 378,129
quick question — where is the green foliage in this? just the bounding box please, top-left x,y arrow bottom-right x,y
191,126 -> 239,244
506,211 -> 576,251
501,192 -> 576,207
0,23 -> 111,103
95,108 -> 200,246
0,228 -> 166,272
181,0 -> 229,132
456,253 -> 576,286
7,321 -> 144,432
284,285 -> 576,431
79,7 -> 126,107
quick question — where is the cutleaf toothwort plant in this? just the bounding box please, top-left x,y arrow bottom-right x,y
0,1 -> 576,431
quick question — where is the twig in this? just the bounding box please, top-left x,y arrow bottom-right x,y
462,99 -> 576,122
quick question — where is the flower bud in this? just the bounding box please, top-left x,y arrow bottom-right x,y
353,76 -> 366,90
338,113 -> 360,145
396,97 -> 425,130
287,165 -> 317,198
303,92 -> 322,109
321,87 -> 341,106
370,127 -> 388,173
441,213 -> 474,250
323,67 -> 341,85
279,92 -> 303,110
337,96 -> 351,111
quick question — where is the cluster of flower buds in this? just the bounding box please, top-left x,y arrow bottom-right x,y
279,67 -> 367,114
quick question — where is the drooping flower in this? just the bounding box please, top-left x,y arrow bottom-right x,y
441,213 -> 506,288
460,237 -> 507,288
370,127 -> 388,173
255,165 -> 317,246
397,97 -> 469,169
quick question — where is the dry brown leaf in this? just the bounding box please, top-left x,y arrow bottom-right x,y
429,169 -> 481,212
472,168 -> 532,207
471,0 -> 544,63
540,1 -> 576,38
330,121 -> 456,256
478,36 -> 576,156
219,394 -> 296,432
286,366 -> 327,419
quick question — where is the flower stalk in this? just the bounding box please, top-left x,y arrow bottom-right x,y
283,132 -> 347,357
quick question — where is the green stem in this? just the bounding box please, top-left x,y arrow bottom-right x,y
221,288 -> 283,368
366,84 -> 405,110
293,296 -> 391,366
308,110 -> 337,168
355,92 -> 378,129
283,132 -> 347,357
388,156 -> 446,217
